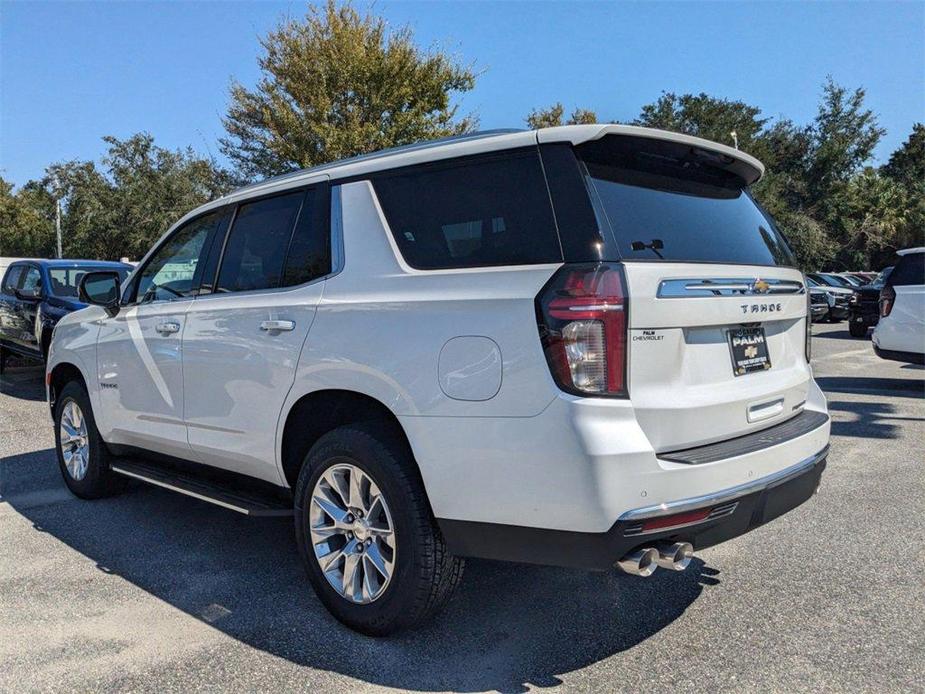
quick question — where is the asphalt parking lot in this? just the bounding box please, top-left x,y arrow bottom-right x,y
1,322 -> 923,693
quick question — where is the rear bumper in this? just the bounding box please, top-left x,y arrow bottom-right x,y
873,345 -> 925,365
440,447 -> 827,570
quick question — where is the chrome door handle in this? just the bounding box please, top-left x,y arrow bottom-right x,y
260,320 -> 295,332
155,321 -> 181,335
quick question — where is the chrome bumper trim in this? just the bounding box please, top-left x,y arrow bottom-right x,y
618,445 -> 829,522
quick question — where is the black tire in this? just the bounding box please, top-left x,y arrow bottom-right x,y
848,320 -> 868,337
54,380 -> 123,499
294,421 -> 464,635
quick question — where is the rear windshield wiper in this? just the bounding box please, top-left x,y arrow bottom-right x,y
630,238 -> 665,259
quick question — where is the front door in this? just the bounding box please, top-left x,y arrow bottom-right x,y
0,265 -> 25,352
183,182 -> 329,483
95,209 -> 230,458
10,265 -> 43,356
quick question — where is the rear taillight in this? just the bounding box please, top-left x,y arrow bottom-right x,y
536,262 -> 628,397
879,285 -> 896,318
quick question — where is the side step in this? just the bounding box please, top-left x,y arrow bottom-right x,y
110,460 -> 293,517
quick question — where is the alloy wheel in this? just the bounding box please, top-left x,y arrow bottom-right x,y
309,463 -> 396,604
60,400 -> 90,481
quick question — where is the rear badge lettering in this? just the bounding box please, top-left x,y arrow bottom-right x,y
740,303 -> 782,314
632,330 -> 664,342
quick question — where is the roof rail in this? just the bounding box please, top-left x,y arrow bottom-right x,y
226,129 -> 525,197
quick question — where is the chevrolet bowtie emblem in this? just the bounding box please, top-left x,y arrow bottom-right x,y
751,279 -> 771,294
744,345 -> 759,359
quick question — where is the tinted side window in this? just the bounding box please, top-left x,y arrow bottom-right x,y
2,266 -> 23,292
372,150 -> 563,270
282,187 -> 330,287
890,253 -> 924,286
134,211 -> 225,303
216,192 -> 304,293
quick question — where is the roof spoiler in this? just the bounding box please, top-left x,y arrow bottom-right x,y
536,124 -> 765,186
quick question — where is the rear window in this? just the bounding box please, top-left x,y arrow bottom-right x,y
576,136 -> 795,267
889,253 -> 924,287
372,150 -> 562,270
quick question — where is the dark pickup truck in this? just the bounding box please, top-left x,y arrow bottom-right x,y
848,267 -> 893,337
0,259 -> 132,369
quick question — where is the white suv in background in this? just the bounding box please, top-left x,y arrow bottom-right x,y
873,247 -> 925,364
48,125 -> 830,634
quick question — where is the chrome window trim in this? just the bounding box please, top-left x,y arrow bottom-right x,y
619,445 -> 829,521
657,277 -> 806,298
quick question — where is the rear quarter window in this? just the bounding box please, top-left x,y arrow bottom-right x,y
371,149 -> 563,270
889,253 -> 924,287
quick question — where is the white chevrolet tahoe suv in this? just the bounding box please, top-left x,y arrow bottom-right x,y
872,247 -> 925,365
47,125 -> 830,635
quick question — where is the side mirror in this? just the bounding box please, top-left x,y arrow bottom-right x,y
79,271 -> 121,311
13,285 -> 42,301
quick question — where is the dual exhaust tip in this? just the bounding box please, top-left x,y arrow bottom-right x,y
616,542 -> 694,577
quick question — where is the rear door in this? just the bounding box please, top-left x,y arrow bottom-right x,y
182,179 -> 329,484
574,135 -> 811,451
10,264 -> 43,356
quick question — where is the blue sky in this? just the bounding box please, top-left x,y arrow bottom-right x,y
2,1 -> 923,186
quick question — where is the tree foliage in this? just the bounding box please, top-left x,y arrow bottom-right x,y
2,0 -> 920,276
0,178 -> 56,257
220,0 -> 477,180
2,134 -> 233,260
526,103 -> 598,129
523,80 -> 919,270
634,91 -> 768,152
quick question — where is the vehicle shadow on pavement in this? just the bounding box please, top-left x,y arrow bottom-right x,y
3,447 -> 717,693
816,376 -> 925,399
812,328 -> 866,342
826,400 -> 924,439
0,365 -> 46,402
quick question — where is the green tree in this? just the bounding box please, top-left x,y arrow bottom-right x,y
526,102 -> 598,129
633,92 -> 767,152
881,123 -> 925,186
880,123 -> 925,260
16,134 -> 233,261
221,0 -> 477,180
0,177 -> 56,257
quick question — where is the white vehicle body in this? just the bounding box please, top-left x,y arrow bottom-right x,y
48,125 -> 830,629
872,248 -> 925,364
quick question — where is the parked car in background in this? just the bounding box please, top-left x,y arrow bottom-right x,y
836,273 -> 868,288
873,248 -> 924,364
808,272 -> 857,290
806,276 -> 852,322
848,267 -> 893,337
845,272 -> 875,284
0,259 -> 132,370
809,287 -> 831,322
